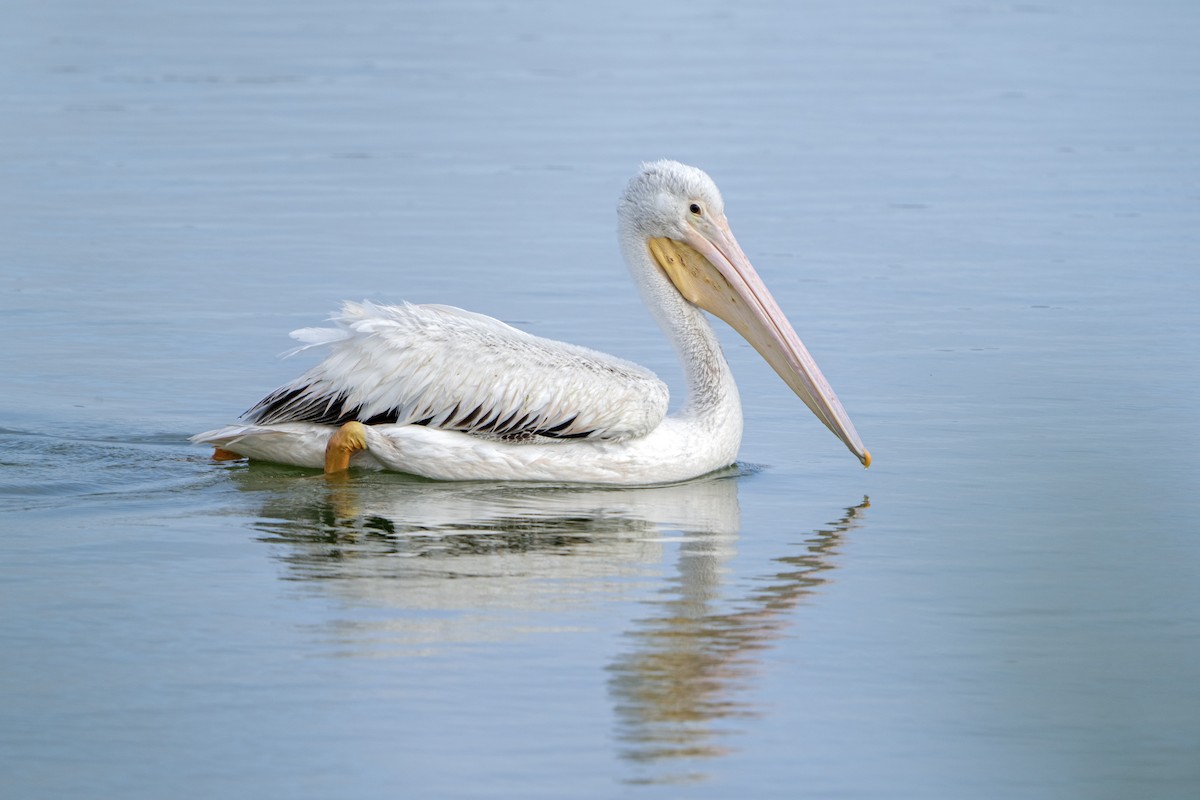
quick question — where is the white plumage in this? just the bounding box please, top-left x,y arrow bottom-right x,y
194,161 -> 870,484
252,301 -> 668,441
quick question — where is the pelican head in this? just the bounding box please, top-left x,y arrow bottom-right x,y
618,160 -> 871,467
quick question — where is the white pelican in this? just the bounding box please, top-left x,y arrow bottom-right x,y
193,161 -> 870,484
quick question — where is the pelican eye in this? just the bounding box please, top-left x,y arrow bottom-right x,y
689,203 -> 703,216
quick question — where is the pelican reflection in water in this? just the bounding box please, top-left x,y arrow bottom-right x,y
195,161 -> 869,483
240,468 -> 868,781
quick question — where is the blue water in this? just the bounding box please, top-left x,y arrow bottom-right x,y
3,1 -> 1199,797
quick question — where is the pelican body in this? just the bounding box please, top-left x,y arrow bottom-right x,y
194,161 -> 869,484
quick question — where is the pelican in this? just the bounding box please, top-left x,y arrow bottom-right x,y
193,161 -> 870,484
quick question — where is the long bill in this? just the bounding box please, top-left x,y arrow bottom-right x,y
648,224 -> 871,468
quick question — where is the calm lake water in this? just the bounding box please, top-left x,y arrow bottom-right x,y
3,1 -> 1198,797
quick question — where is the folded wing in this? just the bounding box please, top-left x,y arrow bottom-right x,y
244,301 -> 669,441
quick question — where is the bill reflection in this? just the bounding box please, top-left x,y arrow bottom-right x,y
610,499 -> 870,784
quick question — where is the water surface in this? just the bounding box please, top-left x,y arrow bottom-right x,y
2,1 -> 1198,797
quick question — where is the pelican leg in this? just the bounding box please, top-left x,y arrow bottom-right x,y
211,447 -> 244,461
324,421 -> 368,474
